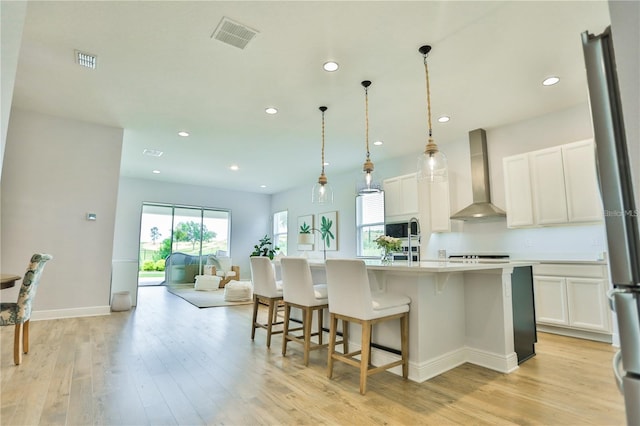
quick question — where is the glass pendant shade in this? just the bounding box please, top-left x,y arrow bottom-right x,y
418,146 -> 448,183
312,174 -> 333,203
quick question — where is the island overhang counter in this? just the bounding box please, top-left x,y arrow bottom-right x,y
305,259 -> 538,383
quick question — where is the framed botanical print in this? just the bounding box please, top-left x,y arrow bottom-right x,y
297,215 -> 314,251
317,211 -> 338,251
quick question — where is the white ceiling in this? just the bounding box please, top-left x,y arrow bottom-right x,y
12,1 -> 611,194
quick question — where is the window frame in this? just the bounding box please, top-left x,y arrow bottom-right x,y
355,191 -> 385,258
272,210 -> 288,256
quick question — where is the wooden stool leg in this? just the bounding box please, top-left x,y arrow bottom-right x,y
342,319 -> 349,353
23,320 -> 30,354
327,314 -> 338,379
360,320 -> 372,395
282,304 -> 291,356
251,296 -> 260,340
401,312 -> 409,379
303,307 -> 313,366
14,323 -> 23,365
266,299 -> 276,348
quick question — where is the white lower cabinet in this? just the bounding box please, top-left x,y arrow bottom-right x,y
533,275 -> 568,325
566,277 -> 612,332
533,263 -> 612,341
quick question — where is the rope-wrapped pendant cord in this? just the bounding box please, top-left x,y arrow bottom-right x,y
424,56 -> 432,138
365,85 -> 370,159
321,109 -> 326,174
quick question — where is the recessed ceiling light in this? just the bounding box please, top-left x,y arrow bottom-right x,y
143,149 -> 164,157
265,107 -> 278,115
373,140 -> 383,146
260,184 -> 267,188
152,170 -> 161,174
323,61 -> 339,72
178,131 -> 190,137
542,76 -> 560,86
323,162 -> 330,166
230,164 -> 239,171
438,116 -> 450,123
75,50 -> 97,69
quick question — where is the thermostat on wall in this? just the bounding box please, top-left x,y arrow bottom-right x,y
86,213 -> 97,221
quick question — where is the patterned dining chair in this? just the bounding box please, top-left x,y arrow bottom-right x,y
0,253 -> 53,365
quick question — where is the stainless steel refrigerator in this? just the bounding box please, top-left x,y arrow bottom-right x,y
582,27 -> 640,425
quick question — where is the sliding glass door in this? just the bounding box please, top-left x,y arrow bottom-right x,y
138,203 -> 230,286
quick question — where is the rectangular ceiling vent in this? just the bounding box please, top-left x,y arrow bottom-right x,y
74,50 -> 97,69
143,149 -> 164,157
211,16 -> 258,50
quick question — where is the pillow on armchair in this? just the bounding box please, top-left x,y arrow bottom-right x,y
206,256 -> 240,288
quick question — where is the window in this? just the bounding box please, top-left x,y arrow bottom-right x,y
138,203 -> 231,285
356,192 -> 385,257
273,210 -> 288,256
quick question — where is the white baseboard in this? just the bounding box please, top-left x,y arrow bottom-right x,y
410,348 -> 468,382
466,347 -> 519,374
31,305 -> 112,321
537,324 -> 613,343
343,343 -> 515,383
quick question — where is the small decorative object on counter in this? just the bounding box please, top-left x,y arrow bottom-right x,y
374,235 -> 402,265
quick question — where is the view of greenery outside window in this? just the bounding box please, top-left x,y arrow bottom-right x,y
273,210 -> 288,256
138,203 -> 231,285
356,192 -> 385,257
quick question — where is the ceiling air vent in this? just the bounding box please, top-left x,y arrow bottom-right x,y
143,149 -> 163,157
211,17 -> 258,50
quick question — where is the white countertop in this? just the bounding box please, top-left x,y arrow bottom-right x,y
301,258 -> 537,273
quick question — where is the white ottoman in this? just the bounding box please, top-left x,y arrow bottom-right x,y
195,275 -> 221,291
224,280 -> 252,301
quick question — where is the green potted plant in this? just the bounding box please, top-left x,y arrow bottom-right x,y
250,234 -> 279,260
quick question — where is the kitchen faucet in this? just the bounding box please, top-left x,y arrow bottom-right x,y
407,217 -> 421,265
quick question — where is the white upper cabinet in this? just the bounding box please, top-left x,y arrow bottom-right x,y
383,173 -> 418,222
503,154 -> 534,227
502,139 -> 602,228
562,140 -> 603,222
530,146 -> 569,225
418,178 -> 451,233
384,172 -> 450,233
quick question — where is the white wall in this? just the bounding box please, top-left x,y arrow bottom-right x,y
112,177 -> 272,305
0,109 -> 123,318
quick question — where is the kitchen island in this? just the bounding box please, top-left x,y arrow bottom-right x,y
305,259 -> 537,383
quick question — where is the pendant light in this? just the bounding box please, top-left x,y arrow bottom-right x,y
417,45 -> 448,183
358,80 -> 382,194
312,106 -> 333,203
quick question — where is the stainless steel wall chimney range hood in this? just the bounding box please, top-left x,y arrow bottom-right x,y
450,128 -> 506,221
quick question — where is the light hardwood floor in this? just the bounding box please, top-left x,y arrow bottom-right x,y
1,286 -> 626,425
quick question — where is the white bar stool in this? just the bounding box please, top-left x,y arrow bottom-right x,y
325,259 -> 410,395
280,257 -> 330,366
250,256 -> 284,348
